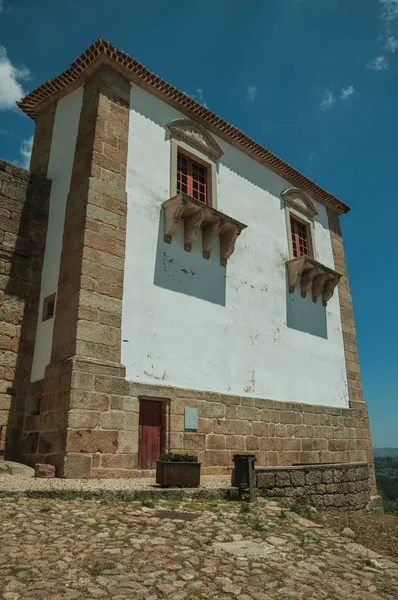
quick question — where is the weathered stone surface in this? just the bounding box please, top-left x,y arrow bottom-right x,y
255,463 -> 370,509
34,463 -> 55,478
0,460 -> 34,478
0,493 -> 396,598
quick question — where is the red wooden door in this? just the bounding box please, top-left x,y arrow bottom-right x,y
138,400 -> 162,469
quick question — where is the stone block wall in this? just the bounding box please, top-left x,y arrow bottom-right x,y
24,368 -> 375,489
0,160 -> 50,461
255,462 -> 370,509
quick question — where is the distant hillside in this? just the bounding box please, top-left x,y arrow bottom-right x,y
373,448 -> 398,458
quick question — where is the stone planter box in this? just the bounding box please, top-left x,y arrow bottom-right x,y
156,461 -> 201,487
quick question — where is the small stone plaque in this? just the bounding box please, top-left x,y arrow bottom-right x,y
184,407 -> 198,430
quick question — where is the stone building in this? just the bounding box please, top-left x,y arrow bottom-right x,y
0,38 -> 374,487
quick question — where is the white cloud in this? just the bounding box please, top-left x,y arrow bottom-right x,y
380,0 -> 398,22
367,55 -> 389,70
340,85 -> 354,99
190,86 -> 208,108
320,89 -> 336,110
19,136 -> 33,170
377,0 -> 398,55
384,34 -> 398,51
0,46 -> 30,110
246,84 -> 257,102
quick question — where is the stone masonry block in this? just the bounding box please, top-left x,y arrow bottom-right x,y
71,371 -> 94,391
215,419 -> 252,436
245,436 -> 259,451
276,471 -> 291,487
236,406 -> 259,421
69,390 -> 110,411
252,421 -> 268,437
118,430 -> 138,454
34,464 -> 55,478
200,402 -> 226,419
68,410 -> 101,429
123,397 -> 139,412
206,434 -> 226,450
64,453 -> 92,478
290,470 -> 305,487
225,435 -> 245,451
101,454 -> 137,470
94,376 -> 129,395
305,470 -> 322,485
321,469 -> 334,484
257,471 -> 276,488
124,413 -> 138,431
101,411 -> 125,430
67,429 -> 118,453
183,433 -> 206,451
203,450 -> 231,467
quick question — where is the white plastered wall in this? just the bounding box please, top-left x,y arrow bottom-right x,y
122,84 -> 349,407
30,87 -> 83,382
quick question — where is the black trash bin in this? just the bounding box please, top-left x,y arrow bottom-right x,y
233,454 -> 256,489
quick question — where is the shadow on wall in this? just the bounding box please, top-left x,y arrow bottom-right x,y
153,211 -> 227,306
286,279 -> 327,339
0,161 -> 50,462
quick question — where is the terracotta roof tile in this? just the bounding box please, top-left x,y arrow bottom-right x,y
17,37 -> 350,214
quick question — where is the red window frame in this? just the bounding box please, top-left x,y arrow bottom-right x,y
177,152 -> 208,204
290,216 -> 310,258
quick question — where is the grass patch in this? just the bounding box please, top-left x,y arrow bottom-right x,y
140,496 -> 155,508
295,530 -> 316,547
239,501 -> 251,514
284,497 -> 323,524
8,566 -> 33,584
320,508 -> 398,560
241,515 -> 266,532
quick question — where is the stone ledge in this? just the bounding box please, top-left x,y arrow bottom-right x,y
256,461 -> 368,473
286,255 -> 341,306
162,193 -> 247,265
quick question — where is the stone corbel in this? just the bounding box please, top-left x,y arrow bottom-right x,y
219,223 -> 241,267
162,193 -> 247,266
286,256 -> 341,306
183,206 -> 208,252
163,195 -> 187,244
202,218 -> 225,260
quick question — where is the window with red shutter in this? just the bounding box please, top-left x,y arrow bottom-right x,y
177,153 -> 208,204
290,216 -> 310,258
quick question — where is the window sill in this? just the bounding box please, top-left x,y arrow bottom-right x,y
286,256 -> 341,306
162,193 -> 247,266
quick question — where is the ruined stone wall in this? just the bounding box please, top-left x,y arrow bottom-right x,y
255,462 -> 370,509
0,160 -> 50,460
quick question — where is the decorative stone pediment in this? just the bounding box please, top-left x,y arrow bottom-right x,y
162,193 -> 247,266
281,188 -> 318,218
167,119 -> 224,160
286,256 -> 341,306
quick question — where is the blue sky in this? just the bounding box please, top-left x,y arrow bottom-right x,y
0,0 -> 397,447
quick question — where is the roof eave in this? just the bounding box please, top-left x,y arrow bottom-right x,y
17,37 -> 350,215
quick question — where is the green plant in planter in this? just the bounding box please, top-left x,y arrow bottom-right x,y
160,452 -> 198,463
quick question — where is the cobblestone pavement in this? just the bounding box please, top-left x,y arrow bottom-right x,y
0,496 -> 397,600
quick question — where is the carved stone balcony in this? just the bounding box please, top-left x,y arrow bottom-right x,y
162,193 -> 247,266
286,256 -> 341,306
